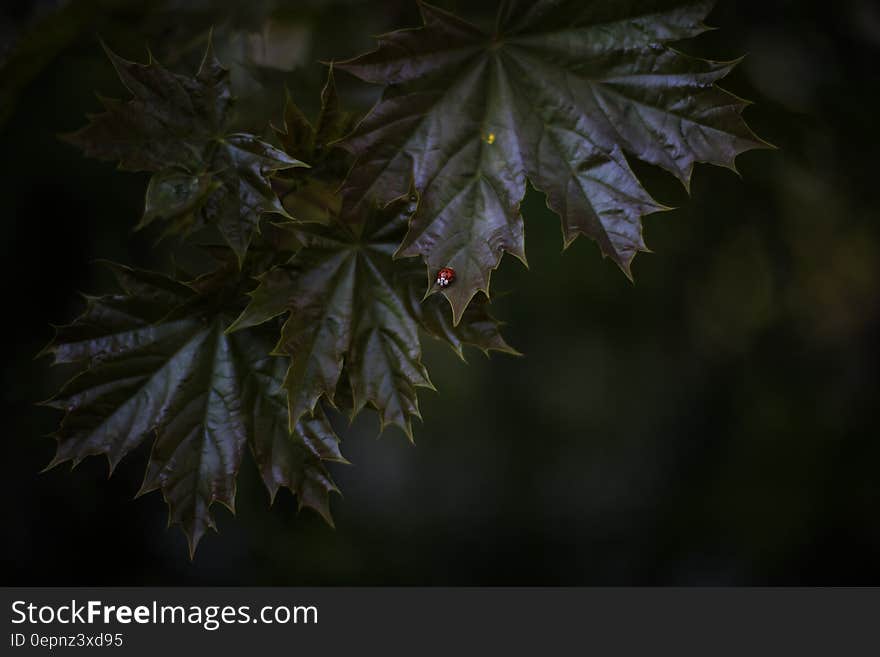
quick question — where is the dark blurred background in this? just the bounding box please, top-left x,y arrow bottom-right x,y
2,0 -> 879,585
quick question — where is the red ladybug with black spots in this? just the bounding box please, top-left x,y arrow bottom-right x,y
435,267 -> 455,288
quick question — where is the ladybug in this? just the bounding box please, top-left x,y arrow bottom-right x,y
435,267 -> 456,288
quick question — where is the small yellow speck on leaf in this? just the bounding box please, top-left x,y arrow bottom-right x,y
485,132 -> 496,145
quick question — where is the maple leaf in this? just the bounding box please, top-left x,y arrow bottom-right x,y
273,65 -> 357,225
337,0 -> 771,322
229,194 -> 516,439
65,39 -> 305,261
40,262 -> 344,556
224,71 -> 515,439
275,65 -> 355,168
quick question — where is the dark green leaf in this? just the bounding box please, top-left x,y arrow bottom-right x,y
65,40 -> 305,261
229,198 -> 433,439
230,195 -> 516,438
234,72 -> 516,439
275,65 -> 355,163
337,0 -> 771,322
274,66 -> 357,225
41,263 -> 343,556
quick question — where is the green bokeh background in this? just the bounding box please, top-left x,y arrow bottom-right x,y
2,0 -> 878,584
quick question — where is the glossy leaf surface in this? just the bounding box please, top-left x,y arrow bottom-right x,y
338,0 -> 769,321
231,197 -> 515,439
42,263 -> 343,555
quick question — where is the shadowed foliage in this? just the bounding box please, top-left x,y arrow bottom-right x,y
338,0 -> 769,321
36,0 -> 769,556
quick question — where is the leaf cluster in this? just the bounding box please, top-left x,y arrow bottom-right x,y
42,0 -> 768,554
